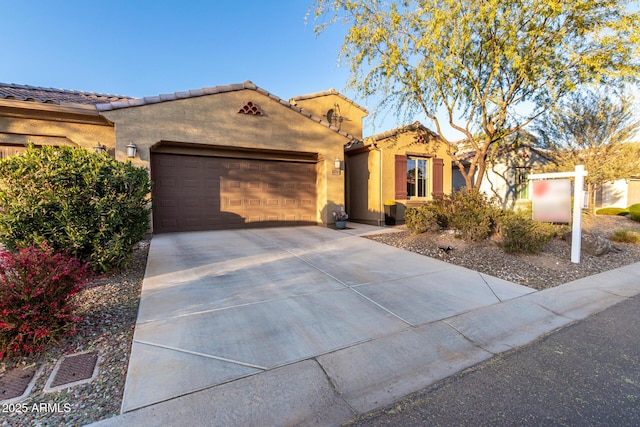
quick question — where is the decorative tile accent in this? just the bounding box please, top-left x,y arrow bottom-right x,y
238,101 -> 263,116
44,350 -> 102,393
0,365 -> 43,403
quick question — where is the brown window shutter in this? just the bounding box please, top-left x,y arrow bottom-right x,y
395,155 -> 408,199
432,158 -> 444,197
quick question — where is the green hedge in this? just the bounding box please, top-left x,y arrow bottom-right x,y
0,144 -> 151,272
595,207 -> 629,216
597,204 -> 640,222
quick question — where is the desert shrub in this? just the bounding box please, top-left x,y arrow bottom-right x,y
610,230 -> 640,244
0,244 -> 91,359
629,204 -> 640,222
447,189 -> 502,241
405,198 -> 450,234
499,212 -> 558,254
596,207 -> 629,216
426,196 -> 451,229
405,206 -> 434,234
0,144 -> 151,272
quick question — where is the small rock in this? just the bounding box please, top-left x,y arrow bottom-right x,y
563,231 -> 612,256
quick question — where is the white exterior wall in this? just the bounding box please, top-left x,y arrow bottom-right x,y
599,179 -> 628,208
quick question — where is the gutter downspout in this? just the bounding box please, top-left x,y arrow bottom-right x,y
373,141 -> 383,226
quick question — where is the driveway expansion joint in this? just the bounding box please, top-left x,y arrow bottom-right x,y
441,320 -> 498,355
313,358 -> 358,417
134,340 -> 268,370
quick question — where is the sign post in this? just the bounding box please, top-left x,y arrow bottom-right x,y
571,165 -> 585,263
527,165 -> 588,264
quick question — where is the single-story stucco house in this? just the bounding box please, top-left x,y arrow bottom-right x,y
1,81 -> 452,232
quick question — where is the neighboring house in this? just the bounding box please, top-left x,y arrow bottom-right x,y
596,178 -> 640,208
345,122 -> 452,225
0,83 -> 131,157
453,140 -> 640,209
452,142 -> 551,209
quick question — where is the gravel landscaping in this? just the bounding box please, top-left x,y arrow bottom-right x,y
1,240 -> 149,427
364,214 -> 640,290
1,215 -> 639,426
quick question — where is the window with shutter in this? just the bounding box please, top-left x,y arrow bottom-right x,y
395,155 -> 407,199
432,158 -> 444,197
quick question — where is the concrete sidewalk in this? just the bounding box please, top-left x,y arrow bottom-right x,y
89,224 -> 640,427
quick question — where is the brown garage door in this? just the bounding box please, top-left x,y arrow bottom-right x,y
151,153 -> 317,233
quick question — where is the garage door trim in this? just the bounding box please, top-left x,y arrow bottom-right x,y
151,140 -> 320,163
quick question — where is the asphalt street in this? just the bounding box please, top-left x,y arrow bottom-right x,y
349,294 -> 640,427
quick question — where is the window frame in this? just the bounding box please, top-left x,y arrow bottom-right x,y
406,156 -> 430,199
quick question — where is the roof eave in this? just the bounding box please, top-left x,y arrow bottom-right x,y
0,98 -> 100,115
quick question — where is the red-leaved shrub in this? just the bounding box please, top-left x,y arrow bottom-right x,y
0,244 -> 91,359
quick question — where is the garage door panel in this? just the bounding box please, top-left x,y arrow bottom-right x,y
160,218 -> 178,228
152,153 -> 317,233
226,198 -> 243,207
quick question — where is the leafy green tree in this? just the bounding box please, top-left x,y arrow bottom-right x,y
310,0 -> 640,189
533,89 -> 640,212
0,144 -> 152,272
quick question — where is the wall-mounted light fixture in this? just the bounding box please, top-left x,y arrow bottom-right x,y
334,158 -> 342,169
126,142 -> 137,158
94,142 -> 106,153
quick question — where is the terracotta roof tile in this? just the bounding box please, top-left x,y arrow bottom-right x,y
0,82 -> 132,105
346,121 -> 440,152
202,87 -> 219,95
159,93 -> 177,101
368,121 -> 439,142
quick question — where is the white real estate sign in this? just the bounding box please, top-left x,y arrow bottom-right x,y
532,179 -> 572,223
528,165 -> 588,264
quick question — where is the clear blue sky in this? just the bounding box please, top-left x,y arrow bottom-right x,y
2,1 -> 390,128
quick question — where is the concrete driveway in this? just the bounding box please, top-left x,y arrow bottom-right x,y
120,223 -> 535,416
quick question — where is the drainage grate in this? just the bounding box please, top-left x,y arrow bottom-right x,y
44,351 -> 101,392
0,366 -> 39,402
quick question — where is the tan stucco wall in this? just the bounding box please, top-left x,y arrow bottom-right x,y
291,94 -> 367,140
0,102 -> 114,152
347,130 -> 452,225
101,90 -> 347,225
